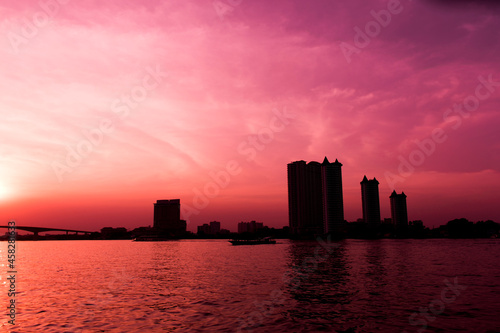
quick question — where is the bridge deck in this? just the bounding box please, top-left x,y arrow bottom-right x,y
0,226 -> 93,234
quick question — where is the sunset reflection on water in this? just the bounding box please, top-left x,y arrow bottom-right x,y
0,239 -> 499,332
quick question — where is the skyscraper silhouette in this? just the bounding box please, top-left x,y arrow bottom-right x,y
360,176 -> 381,225
287,157 -> 344,237
287,160 -> 323,236
322,157 -> 344,234
390,191 -> 408,229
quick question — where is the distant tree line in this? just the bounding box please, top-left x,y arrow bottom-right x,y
345,218 -> 499,239
433,218 -> 499,238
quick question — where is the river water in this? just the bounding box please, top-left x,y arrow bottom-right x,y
1,238 -> 499,332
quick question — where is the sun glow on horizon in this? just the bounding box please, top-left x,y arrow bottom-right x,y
0,180 -> 16,202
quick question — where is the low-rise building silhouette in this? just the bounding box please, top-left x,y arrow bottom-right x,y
197,221 -> 222,235
197,223 -> 211,235
100,227 -> 128,239
210,221 -> 221,234
238,221 -> 264,234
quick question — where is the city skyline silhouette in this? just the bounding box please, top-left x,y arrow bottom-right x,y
0,0 -> 498,233
1,1 -> 500,332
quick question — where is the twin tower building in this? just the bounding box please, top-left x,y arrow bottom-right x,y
287,157 -> 408,237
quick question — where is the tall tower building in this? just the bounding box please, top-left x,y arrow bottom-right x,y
321,157 -> 344,234
153,199 -> 186,235
390,191 -> 408,229
287,160 -> 323,236
360,176 -> 381,225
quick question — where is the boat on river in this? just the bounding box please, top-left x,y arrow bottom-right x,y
229,237 -> 277,245
133,235 -> 178,241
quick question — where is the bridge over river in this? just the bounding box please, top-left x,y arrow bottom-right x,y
0,225 -> 94,238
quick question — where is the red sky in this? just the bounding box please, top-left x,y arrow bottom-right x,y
1,0 -> 499,232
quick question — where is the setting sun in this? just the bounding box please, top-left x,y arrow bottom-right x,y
0,185 -> 12,201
